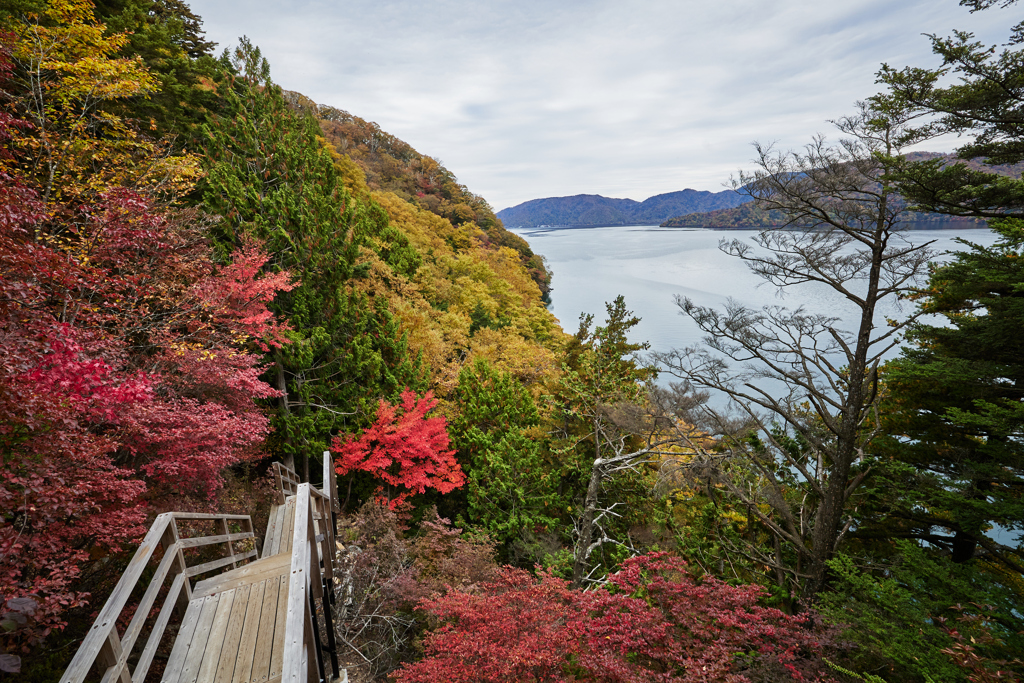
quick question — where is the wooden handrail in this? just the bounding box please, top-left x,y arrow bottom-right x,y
59,513 -> 256,683
322,450 -> 340,513
273,461 -> 301,504
282,484 -> 315,682
281,479 -> 341,683
61,453 -> 338,683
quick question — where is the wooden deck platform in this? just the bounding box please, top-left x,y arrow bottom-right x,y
162,554 -> 292,683
160,493 -> 307,683
61,456 -> 342,683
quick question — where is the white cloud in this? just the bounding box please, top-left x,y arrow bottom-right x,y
186,0 -> 1018,210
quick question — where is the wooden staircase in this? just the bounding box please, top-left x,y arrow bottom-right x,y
60,455 -> 344,683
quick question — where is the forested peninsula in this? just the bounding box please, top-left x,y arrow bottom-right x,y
2,2 -> 1023,683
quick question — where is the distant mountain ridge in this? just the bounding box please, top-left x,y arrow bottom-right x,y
660,203 -> 988,229
660,153 -> 1020,229
497,189 -> 750,228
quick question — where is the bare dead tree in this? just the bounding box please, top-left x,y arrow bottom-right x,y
556,297 -> 672,589
656,98 -> 940,599
570,413 -> 670,588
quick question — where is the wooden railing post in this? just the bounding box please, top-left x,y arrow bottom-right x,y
160,520 -> 192,613
306,495 -> 327,683
322,451 -> 338,605
273,462 -> 287,505
220,517 -> 238,569
96,630 -> 130,683
244,515 -> 257,560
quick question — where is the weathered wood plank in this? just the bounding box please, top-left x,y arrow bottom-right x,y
251,574 -> 281,683
230,580 -> 265,683
172,513 -> 252,522
133,572 -> 187,683
195,588 -> 235,683
97,630 -> 132,683
117,535 -> 182,668
273,464 -> 286,506
163,521 -> 193,607
62,503 -> 268,683
281,486 -> 311,683
177,594 -> 220,683
193,555 -> 290,600
280,497 -> 296,556
178,531 -> 253,550
185,549 -> 258,579
220,518 -> 238,570
264,505 -> 280,557
61,514 -> 174,683
322,451 -> 333,507
268,574 -> 289,683
213,583 -> 250,683
268,504 -> 286,557
162,596 -> 207,683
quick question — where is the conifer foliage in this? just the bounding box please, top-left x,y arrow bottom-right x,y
450,358 -> 560,550
199,39 -> 426,478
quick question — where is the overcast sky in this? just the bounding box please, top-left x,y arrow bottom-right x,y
185,0 -> 1018,211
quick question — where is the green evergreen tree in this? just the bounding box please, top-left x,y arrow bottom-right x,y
555,296 -> 659,586
198,38 -> 425,480
94,0 -> 226,142
879,0 -> 1024,219
818,542 -> 1024,683
449,359 -> 560,557
869,217 -> 1024,571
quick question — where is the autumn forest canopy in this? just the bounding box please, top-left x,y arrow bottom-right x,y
1,0 -> 1023,681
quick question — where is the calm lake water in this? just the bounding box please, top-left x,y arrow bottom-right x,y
513,225 -> 1002,367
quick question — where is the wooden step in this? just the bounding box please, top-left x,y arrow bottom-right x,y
263,496 -> 297,558
193,553 -> 291,600
163,555 -> 292,683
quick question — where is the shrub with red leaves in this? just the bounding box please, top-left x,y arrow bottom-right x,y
394,552 -> 839,683
0,104 -> 294,656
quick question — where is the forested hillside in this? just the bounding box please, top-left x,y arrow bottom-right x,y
1,1 -> 1023,682
282,90 -> 552,299
497,188 -> 749,227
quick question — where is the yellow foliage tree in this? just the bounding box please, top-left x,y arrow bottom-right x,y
6,0 -> 199,216
358,189 -> 564,400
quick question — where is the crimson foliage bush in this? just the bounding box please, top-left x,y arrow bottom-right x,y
395,552 -> 840,683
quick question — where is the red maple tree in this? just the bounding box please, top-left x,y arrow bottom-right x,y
0,91 -> 295,654
333,390 -> 465,510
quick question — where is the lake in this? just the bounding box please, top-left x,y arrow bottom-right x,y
512,225 -> 1002,369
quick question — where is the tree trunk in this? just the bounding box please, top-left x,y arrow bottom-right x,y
805,212 -> 886,598
572,459 -> 604,589
572,419 -> 605,588
275,356 -> 295,473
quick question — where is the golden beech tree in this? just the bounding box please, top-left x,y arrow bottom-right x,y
7,0 -> 199,214
363,189 -> 564,400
